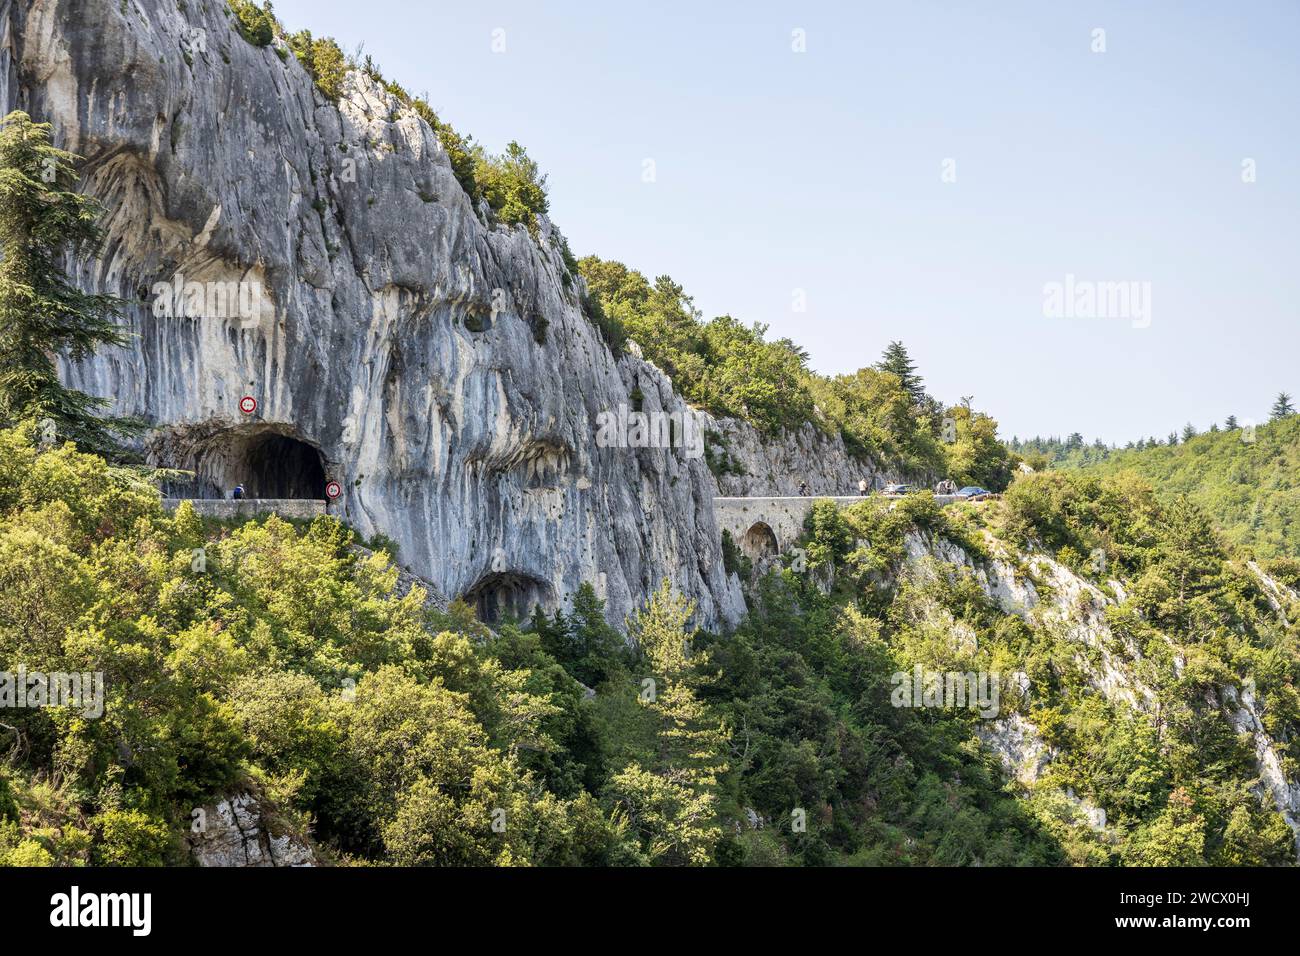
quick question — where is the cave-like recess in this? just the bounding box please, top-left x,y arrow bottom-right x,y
154,423 -> 328,500
464,572 -> 551,625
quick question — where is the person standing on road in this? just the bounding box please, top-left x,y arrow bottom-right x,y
858,477 -> 868,496
232,483 -> 245,500
798,481 -> 809,496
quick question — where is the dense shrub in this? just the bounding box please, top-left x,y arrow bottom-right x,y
228,0 -> 274,46
474,141 -> 549,233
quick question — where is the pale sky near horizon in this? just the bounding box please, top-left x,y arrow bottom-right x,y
271,0 -> 1299,445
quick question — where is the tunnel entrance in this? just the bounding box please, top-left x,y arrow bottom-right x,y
242,433 -> 327,498
151,423 -> 329,500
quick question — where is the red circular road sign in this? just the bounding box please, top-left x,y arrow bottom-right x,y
325,480 -> 343,501
239,395 -> 258,415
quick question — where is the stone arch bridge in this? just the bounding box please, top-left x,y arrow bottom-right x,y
713,495 -> 960,562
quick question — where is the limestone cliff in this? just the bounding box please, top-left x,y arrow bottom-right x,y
702,411 -> 900,497
2,0 -> 744,628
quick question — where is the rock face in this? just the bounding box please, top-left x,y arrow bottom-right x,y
977,713 -> 1053,786
703,413 -> 898,497
189,793 -> 315,867
905,528 -> 1300,859
3,0 -> 744,629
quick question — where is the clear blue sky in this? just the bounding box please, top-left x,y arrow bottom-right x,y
272,0 -> 1299,444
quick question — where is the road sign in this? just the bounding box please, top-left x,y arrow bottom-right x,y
239,395 -> 257,415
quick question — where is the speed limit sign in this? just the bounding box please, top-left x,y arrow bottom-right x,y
325,480 -> 342,501
239,395 -> 257,415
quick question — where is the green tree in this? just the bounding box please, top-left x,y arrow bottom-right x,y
228,0 -> 275,46
0,112 -> 132,453
288,31 -> 349,101
1121,789 -> 1206,866
606,581 -> 728,864
875,341 -> 925,404
808,366 -> 943,472
475,141 -> 549,233
1271,392 -> 1295,421
91,809 -> 172,866
697,316 -> 816,431
945,404 -> 1015,489
557,583 -> 628,687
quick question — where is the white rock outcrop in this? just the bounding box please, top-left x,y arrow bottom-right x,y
188,793 -> 315,868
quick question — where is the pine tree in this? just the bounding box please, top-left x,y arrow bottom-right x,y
875,340 -> 925,404
1270,392 -> 1295,421
1181,422 -> 1197,442
566,582 -> 628,687
1224,415 -> 1238,429
0,111 -> 132,453
606,580 -> 728,865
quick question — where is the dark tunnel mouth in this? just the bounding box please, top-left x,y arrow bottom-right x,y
240,432 -> 327,499
154,423 -> 329,500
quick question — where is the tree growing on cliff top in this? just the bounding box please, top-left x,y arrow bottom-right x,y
474,140 -> 550,234
875,340 -> 926,405
0,111 -> 134,455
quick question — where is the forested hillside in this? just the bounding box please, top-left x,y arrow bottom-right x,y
3,426 -> 1295,866
2,1 -> 1296,870
1063,416 -> 1300,562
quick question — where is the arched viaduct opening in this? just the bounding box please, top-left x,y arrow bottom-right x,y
740,521 -> 780,562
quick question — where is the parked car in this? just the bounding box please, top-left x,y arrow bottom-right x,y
882,483 -> 914,496
955,486 -> 994,501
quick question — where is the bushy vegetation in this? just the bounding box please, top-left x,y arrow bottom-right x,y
2,428 -> 1294,866
227,0 -> 274,47
788,472 -> 1300,865
285,30 -> 349,101
578,256 -> 1016,485
473,142 -> 549,234
1056,415 -> 1300,560
0,426 -> 632,865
